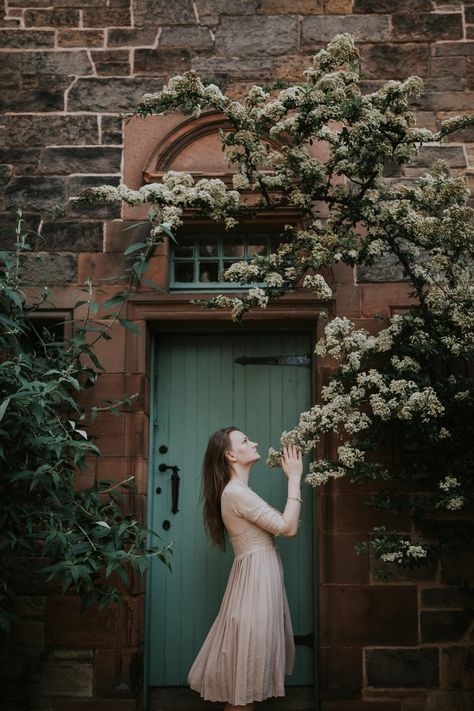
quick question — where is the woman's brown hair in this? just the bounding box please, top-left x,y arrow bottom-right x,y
200,426 -> 239,552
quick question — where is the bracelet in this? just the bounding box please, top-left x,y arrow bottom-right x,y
288,496 -> 302,502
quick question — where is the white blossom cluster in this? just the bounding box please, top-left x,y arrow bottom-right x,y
380,541 -> 427,563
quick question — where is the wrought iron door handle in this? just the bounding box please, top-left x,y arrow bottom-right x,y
159,463 -> 181,514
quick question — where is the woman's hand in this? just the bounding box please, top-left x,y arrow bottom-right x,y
281,444 -> 303,480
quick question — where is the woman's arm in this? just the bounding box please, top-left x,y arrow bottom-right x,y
279,444 -> 303,537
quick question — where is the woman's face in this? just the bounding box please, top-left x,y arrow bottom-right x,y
226,430 -> 261,466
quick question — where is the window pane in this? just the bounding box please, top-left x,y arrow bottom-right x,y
174,262 -> 195,283
199,239 -> 218,257
174,241 -> 194,258
247,240 -> 268,256
223,238 -> 244,258
199,262 -> 219,282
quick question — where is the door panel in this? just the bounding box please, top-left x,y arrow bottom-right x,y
147,332 -> 314,687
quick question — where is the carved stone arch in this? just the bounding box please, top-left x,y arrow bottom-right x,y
142,110 -> 285,188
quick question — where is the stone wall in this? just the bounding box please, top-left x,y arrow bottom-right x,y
1,1 -> 473,710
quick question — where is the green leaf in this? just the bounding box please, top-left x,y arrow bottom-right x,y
124,242 -> 147,256
117,317 -> 141,335
103,292 -> 130,309
0,398 -> 10,423
95,521 -> 111,529
158,224 -> 177,244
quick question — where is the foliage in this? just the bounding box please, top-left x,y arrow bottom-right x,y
0,213 -> 173,632
76,34 -> 474,577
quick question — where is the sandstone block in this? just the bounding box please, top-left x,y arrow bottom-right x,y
391,13 -> 463,41
410,91 -> 474,111
192,55 -> 272,79
160,25 -> 214,49
23,49 -> 92,76
354,0 -> 433,10
466,7 -> 474,23
39,221 -> 103,252
46,595 -> 126,647
425,690 -> 474,711
410,145 -> 466,169
0,30 -> 54,48
83,5 -> 131,27
40,657 -> 93,697
324,0 -> 353,11
256,0 -> 323,13
430,56 -> 465,77
320,646 -> 362,699
134,0 -> 196,26
39,146 -> 122,175
107,27 -> 157,47
421,611 -> 472,643
91,49 -> 130,76
68,175 -> 121,220
302,14 -> 390,45
441,646 -> 474,690
101,114 -> 123,145
360,43 -> 430,79
67,77 -> 164,112
0,81 -> 69,113
6,115 -> 98,148
441,545 -> 474,586
22,253 -> 78,285
421,587 -> 474,608
366,648 -> 439,688
134,47 -> 191,74
196,0 -> 257,18
215,15 -> 299,56
24,8 -> 79,27
433,41 -> 474,57
57,29 -> 104,48
4,176 -> 67,212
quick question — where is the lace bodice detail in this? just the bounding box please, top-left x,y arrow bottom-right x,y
221,480 -> 287,559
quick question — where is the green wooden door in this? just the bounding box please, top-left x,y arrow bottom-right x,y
146,332 -> 314,688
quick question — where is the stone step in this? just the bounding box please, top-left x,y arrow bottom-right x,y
149,685 -> 315,710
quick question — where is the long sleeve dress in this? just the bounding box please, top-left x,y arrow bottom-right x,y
188,479 -> 295,706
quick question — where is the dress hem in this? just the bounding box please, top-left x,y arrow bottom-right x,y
188,683 -> 287,704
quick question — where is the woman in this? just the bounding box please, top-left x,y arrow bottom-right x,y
188,425 -> 303,710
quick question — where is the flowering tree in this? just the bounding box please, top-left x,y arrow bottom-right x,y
78,34 -> 474,577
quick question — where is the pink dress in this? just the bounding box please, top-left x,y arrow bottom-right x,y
188,479 -> 295,706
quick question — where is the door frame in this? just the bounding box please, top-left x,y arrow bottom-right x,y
125,294 -> 325,711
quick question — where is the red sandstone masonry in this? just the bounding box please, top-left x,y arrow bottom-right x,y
1,2 -> 473,710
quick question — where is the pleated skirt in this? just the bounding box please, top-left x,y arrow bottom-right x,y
188,545 -> 295,706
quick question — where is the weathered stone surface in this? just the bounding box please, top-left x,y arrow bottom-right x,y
273,53 -> 314,80
192,55 -> 272,79
256,0 -> 323,12
0,77 -> 69,112
410,91 -> 474,111
0,30 -> 54,48
391,13 -> 463,41
83,5 -> 130,27
67,77 -> 164,112
100,114 -> 123,145
421,611 -> 472,642
160,25 -> 214,49
441,545 -> 474,586
16,596 -> 47,619
39,146 -> 121,175
324,0 -> 353,11
466,7 -> 474,23
68,175 -> 121,219
425,689 -> 474,710
134,47 -> 191,74
91,49 -> 130,75
40,657 -> 93,697
4,176 -> 67,212
355,0 -> 433,10
57,29 -> 104,47
441,646 -> 474,690
0,53 -> 21,89
6,115 -> 98,148
23,50 -> 92,76
38,221 -> 103,252
434,41 -> 474,57
357,253 -> 407,283
134,0 -> 195,26
302,14 -> 390,46
360,43 -> 430,79
215,15 -> 299,56
196,0 -> 256,17
410,145 -> 466,168
366,648 -> 439,688
431,56 -> 466,77
0,212 -> 41,250
24,8 -> 80,26
46,595 -> 125,647
22,253 -> 78,284
107,27 -> 157,47
421,587 -> 474,608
